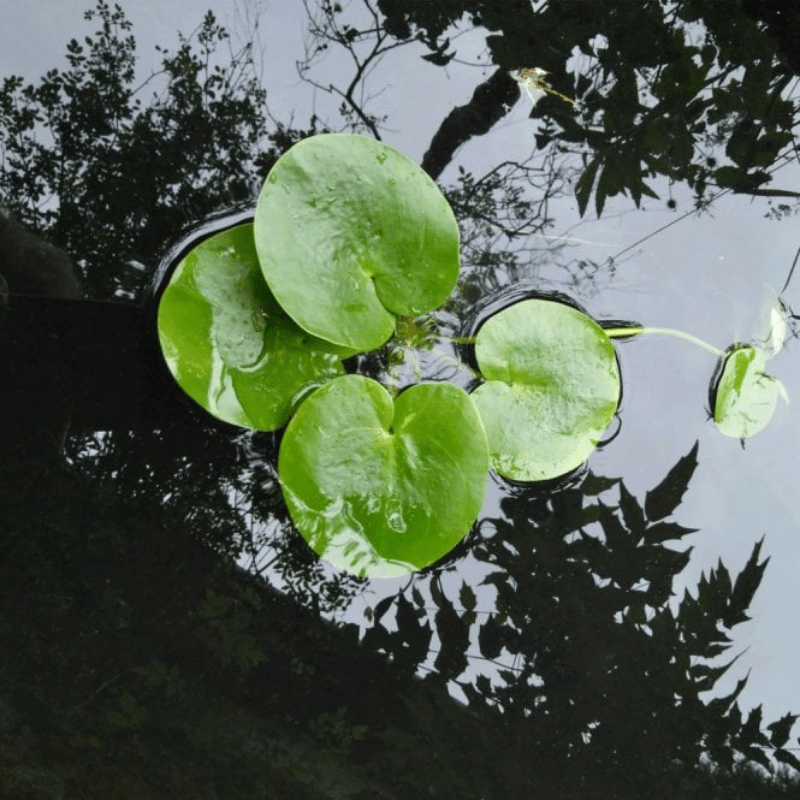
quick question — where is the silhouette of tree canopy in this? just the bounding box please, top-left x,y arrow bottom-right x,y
0,1 -> 297,301
1,2 -> 800,797
307,0 -> 800,214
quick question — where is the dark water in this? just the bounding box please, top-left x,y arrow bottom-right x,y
2,2 -> 800,798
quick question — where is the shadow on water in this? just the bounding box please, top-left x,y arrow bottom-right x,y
0,212 -> 796,798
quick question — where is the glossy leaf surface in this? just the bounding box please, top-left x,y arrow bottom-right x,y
279,375 -> 489,578
471,299 -> 620,481
713,345 -> 789,439
254,133 -> 460,351
157,223 -> 355,431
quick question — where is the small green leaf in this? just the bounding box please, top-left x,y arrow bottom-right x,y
254,133 -> 460,351
278,375 -> 489,578
713,346 -> 788,439
470,299 -> 620,482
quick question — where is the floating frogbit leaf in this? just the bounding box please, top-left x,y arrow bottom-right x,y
254,133 -> 461,352
156,223 -> 357,431
278,375 -> 489,578
713,344 -> 789,440
470,299 -> 620,482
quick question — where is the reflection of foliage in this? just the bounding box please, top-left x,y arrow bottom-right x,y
443,158 -> 579,309
360,443 -> 800,785
362,0 -> 800,215
308,706 -> 369,760
2,2 -> 799,796
0,1 -> 275,301
196,587 -> 267,672
299,0 -> 400,139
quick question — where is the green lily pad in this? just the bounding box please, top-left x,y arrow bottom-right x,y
278,375 -> 489,578
157,223 -> 357,431
254,133 -> 460,351
470,299 -> 620,482
713,345 -> 789,439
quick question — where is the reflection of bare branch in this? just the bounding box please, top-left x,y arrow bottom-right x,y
444,148 -> 583,297
299,0 -> 415,138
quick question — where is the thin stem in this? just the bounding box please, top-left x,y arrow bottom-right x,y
605,326 -> 725,357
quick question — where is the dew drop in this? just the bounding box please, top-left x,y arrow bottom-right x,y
387,510 -> 406,533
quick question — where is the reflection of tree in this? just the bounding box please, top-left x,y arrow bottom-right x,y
0,2 -> 278,301
1,1 -> 800,795
309,0 -> 800,215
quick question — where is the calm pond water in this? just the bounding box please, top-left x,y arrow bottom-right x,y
2,1 -> 800,797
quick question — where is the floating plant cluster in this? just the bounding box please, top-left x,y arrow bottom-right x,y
157,133 -> 790,577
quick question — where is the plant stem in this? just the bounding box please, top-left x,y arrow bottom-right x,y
604,326 -> 725,357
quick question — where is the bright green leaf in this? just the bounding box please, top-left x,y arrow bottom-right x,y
254,133 -> 460,351
278,375 -> 489,578
157,223 -> 355,431
713,345 -> 788,439
470,299 -> 620,482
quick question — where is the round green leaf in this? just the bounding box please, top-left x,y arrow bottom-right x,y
279,375 -> 489,578
713,345 -> 789,439
470,299 -> 620,482
254,133 -> 460,351
157,223 -> 356,431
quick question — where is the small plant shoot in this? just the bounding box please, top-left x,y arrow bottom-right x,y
511,67 -> 577,109
604,277 -> 793,441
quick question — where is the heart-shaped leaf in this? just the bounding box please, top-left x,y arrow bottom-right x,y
278,375 -> 489,578
157,223 -> 356,431
713,345 -> 789,439
470,299 -> 620,482
254,133 -> 460,351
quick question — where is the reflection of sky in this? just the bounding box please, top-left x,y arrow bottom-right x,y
5,0 -> 800,725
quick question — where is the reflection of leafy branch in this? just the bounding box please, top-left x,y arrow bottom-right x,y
360,1 -> 800,218
360,445 -> 799,778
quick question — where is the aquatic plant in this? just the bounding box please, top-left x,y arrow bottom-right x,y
604,287 -> 792,441
156,133 -> 792,576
